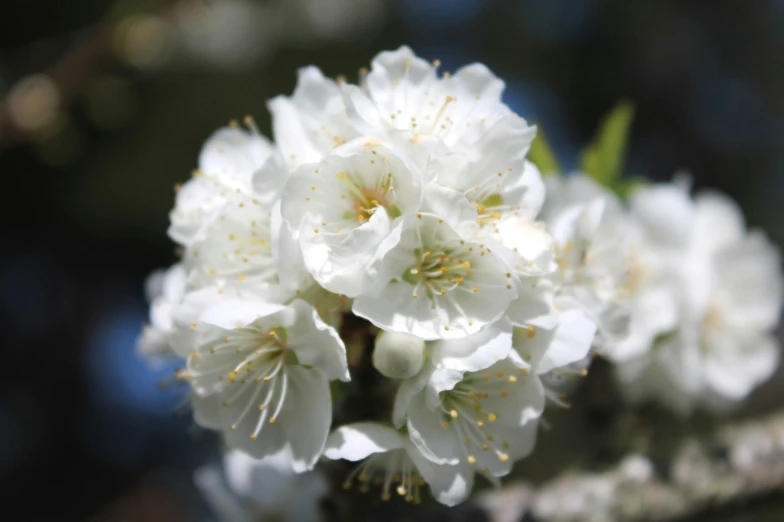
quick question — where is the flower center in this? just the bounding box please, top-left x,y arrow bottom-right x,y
186,326 -> 296,438
337,171 -> 401,222
342,449 -> 425,503
402,247 -> 473,299
437,369 -> 527,473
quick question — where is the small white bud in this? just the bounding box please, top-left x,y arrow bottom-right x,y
372,331 -> 425,379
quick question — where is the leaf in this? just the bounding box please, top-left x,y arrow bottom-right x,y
580,100 -> 635,186
528,127 -> 561,176
616,176 -> 649,200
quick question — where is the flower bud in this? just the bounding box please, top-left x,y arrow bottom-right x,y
372,331 -> 425,379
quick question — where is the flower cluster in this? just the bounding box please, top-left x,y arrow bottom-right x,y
541,174 -> 782,414
138,46 -> 783,508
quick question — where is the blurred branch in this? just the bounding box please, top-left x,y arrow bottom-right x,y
478,410 -> 784,522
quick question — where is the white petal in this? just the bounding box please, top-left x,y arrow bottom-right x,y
268,66 -> 355,167
630,183 -> 694,249
703,333 -> 779,401
405,439 -> 473,507
282,366 -> 333,472
692,190 -> 745,257
514,300 -> 596,374
251,152 -> 289,204
429,318 -> 513,373
198,126 -> 272,184
191,394 -> 222,430
406,392 -> 461,465
198,299 -> 287,330
324,422 -> 404,461
270,200 -> 311,292
392,367 -> 431,428
714,232 -> 782,331
136,324 -> 172,359
285,300 -> 350,382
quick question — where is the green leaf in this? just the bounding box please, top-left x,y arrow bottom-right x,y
581,100 -> 635,186
616,176 -> 649,200
528,127 -> 561,176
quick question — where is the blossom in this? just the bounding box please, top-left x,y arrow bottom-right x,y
353,213 -> 517,339
281,140 -> 422,296
195,448 -> 328,522
388,319 -> 550,503
181,298 -> 349,470
268,66 -> 357,168
615,183 -> 783,412
182,192 -> 284,292
542,175 -> 635,352
342,46 -> 532,157
392,355 -> 543,504
325,422 -> 466,506
511,295 -> 598,405
169,123 -> 275,246
136,263 -> 187,359
138,46 -> 648,507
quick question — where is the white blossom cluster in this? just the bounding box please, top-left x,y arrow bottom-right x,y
541,174 -> 782,414
137,47 -> 783,509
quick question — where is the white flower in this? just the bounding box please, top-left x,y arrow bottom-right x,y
195,448 -> 327,522
281,140 -> 422,296
268,66 -> 357,168
512,295 -> 598,405
616,183 -> 783,412
353,213 -> 517,339
543,175 -> 647,357
373,331 -> 425,380
432,149 -> 543,229
389,318 -> 552,501
342,46 -> 531,156
136,263 -> 187,359
169,122 -> 275,246
182,298 -> 349,470
324,422 -> 467,506
182,192 -> 283,292
392,356 -> 543,503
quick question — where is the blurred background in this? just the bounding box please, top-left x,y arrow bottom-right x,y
2,0 -> 784,520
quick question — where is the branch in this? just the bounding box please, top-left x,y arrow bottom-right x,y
478,410 -> 784,522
